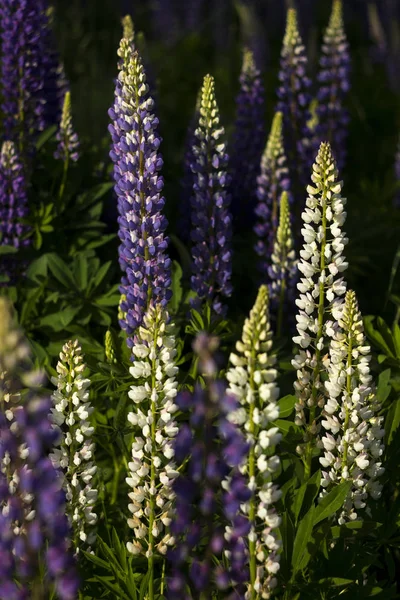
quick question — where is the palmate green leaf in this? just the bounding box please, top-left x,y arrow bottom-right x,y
278,394 -> 296,418
364,316 -> 396,358
91,576 -> 132,600
313,481 -> 352,526
375,369 -> 391,405
385,395 -> 400,446
291,504 -> 316,575
279,511 -> 295,579
46,253 -> 77,290
0,244 -> 18,255
38,306 -> 82,331
292,469 -> 321,525
330,520 -> 380,539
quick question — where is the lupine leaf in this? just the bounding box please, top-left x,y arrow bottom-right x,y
313,482 -> 352,525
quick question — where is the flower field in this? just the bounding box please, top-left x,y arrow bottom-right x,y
1,0 -> 400,598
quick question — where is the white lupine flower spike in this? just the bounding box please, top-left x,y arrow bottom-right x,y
50,340 -> 98,552
292,141 -> 348,478
227,285 -> 281,598
126,304 -> 178,572
320,290 -> 385,524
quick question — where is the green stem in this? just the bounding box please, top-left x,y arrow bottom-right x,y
341,325 -> 353,475
58,154 -> 70,208
304,189 -> 328,480
147,320 -> 158,600
277,274 -> 286,338
248,339 -> 257,598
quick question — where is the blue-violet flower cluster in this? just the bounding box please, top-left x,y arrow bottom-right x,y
0,298 -> 78,600
168,334 -> 250,599
316,0 -> 351,171
109,37 -> 172,344
190,74 -> 233,316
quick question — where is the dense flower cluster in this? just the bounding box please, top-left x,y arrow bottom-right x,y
276,8 -> 315,187
230,48 -> 265,224
0,0 -> 64,151
109,38 -> 172,344
0,141 -> 30,287
54,92 -> 80,163
292,142 -> 348,473
190,74 -> 233,316
254,111 -> 291,279
227,285 -> 281,598
168,334 -> 250,599
316,0 -> 351,171
0,298 -> 78,599
0,141 -> 30,249
269,191 -> 298,335
126,305 -> 178,559
50,340 -> 98,552
320,290 -> 385,524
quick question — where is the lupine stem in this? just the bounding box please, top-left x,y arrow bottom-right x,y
304,186 -> 327,480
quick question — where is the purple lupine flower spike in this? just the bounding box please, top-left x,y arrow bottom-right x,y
230,47 -> 265,226
190,74 -> 233,316
0,298 -> 78,599
0,141 -> 30,286
108,38 -> 171,346
276,8 -> 314,187
254,112 -> 291,280
0,0 -> 64,152
316,0 -> 350,171
168,333 -> 250,599
54,92 -> 80,163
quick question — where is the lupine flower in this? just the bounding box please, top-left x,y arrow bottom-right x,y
0,141 -> 30,286
276,8 -> 315,187
126,305 -> 178,563
50,340 -> 98,552
190,74 -> 233,316
54,92 -> 80,163
254,112 -> 291,279
108,38 -> 172,345
230,48 -> 265,225
0,0 -> 64,152
320,290 -> 385,524
227,285 -> 281,598
121,13 -> 134,42
0,298 -> 78,599
168,334 -> 250,599
268,191 -> 298,337
316,0 -> 351,171
292,142 -> 348,477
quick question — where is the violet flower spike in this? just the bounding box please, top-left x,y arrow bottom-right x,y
54,92 -> 80,163
0,0 -> 64,153
0,141 -> 30,286
316,0 -> 351,171
108,40 -> 172,345
230,48 -> 265,226
0,298 -> 78,600
254,111 -> 291,280
276,8 -> 315,187
292,142 -> 348,478
190,74 -> 233,316
168,334 -> 250,599
320,290 -> 385,524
